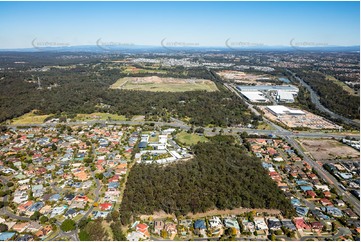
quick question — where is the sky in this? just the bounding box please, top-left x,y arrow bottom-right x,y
0,1 -> 359,49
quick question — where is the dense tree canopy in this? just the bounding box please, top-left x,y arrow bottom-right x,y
0,59 -> 252,127
60,219 -> 76,232
294,70 -> 359,119
119,136 -> 295,225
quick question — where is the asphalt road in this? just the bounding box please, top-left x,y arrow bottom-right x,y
224,83 -> 360,217
5,120 -> 359,140
286,69 -> 359,128
285,136 -> 360,216
1,77 -> 359,240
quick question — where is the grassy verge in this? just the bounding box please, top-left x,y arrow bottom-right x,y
75,113 -> 127,121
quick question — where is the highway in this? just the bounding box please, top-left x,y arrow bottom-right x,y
285,136 -> 360,216
1,77 -> 359,240
5,120 -> 359,140
286,69 -> 359,128
224,83 -> 360,217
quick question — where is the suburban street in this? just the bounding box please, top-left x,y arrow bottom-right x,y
1,74 -> 359,241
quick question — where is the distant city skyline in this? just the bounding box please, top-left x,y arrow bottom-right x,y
0,1 -> 359,49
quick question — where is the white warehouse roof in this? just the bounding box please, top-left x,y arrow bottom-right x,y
267,105 -> 305,116
240,91 -> 269,102
277,91 -> 295,102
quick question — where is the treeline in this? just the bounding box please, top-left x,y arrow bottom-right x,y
119,136 -> 295,225
294,70 -> 359,119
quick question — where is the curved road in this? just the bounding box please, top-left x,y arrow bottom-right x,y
286,69 -> 359,128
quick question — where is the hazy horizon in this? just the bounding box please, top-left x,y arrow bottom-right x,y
0,1 -> 359,49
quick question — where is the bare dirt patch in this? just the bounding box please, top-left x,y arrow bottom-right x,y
298,138 -> 360,161
217,70 -> 276,85
110,76 -> 218,92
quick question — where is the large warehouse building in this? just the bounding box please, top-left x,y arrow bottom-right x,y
236,85 -> 299,93
236,85 -> 298,103
277,91 -> 295,103
266,105 -> 305,116
240,91 -> 269,102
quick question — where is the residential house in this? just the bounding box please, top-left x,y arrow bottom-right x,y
99,202 -> 112,211
26,222 -> 42,233
50,205 -> 68,218
224,218 -> 240,231
18,201 -> 33,213
127,231 -> 146,241
65,208 -> 78,219
208,216 -> 223,229
164,222 -> 177,235
242,220 -> 255,233
0,232 -> 16,241
12,222 -> 30,233
306,190 -> 317,198
281,219 -> 296,231
334,199 -> 345,207
35,225 -> 52,239
254,218 -> 268,231
194,220 -> 207,235
320,198 -> 333,207
136,223 -> 149,238
311,221 -> 324,231
153,221 -> 164,235
268,218 -> 282,231
92,211 -> 109,219
293,217 -> 311,231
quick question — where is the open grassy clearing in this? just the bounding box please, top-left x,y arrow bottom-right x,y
175,131 -> 208,146
10,110 -> 51,124
121,66 -> 167,75
257,122 -> 274,130
75,112 -> 127,121
110,76 -> 219,92
325,74 -> 358,96
297,138 -> 360,161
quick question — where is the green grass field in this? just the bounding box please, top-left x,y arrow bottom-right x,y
110,77 -> 219,92
10,111 -> 51,124
325,75 -> 358,96
176,131 -> 208,146
75,112 -> 127,121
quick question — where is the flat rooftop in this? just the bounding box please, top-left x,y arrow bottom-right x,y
240,91 -> 269,102
237,85 -> 299,92
267,105 -> 305,115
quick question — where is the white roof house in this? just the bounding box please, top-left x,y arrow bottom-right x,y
254,218 -> 268,230
209,217 -> 223,228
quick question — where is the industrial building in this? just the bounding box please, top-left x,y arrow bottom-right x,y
266,105 -> 305,116
277,91 -> 295,103
236,85 -> 298,103
240,91 -> 269,103
236,85 -> 299,93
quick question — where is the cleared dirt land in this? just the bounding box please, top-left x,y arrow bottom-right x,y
217,70 -> 276,85
298,138 -> 360,161
110,76 -> 218,92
